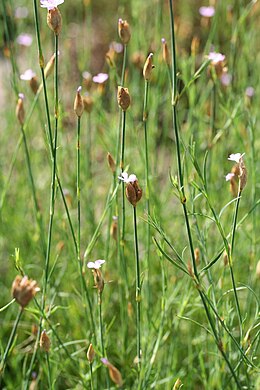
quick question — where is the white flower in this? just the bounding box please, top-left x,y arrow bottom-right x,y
20,69 -> 36,80
228,153 -> 245,164
40,0 -> 64,10
208,52 -> 225,64
87,260 -> 105,269
92,73 -> 109,84
118,172 -> 137,183
225,173 -> 235,181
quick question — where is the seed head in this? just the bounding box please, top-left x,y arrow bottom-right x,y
12,275 -> 40,308
117,86 -> 131,111
118,18 -> 131,45
40,329 -> 51,352
143,53 -> 155,81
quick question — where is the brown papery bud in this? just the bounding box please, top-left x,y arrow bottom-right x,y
101,358 -> 123,387
44,53 -> 56,78
107,152 -> 116,173
117,86 -> 131,111
40,330 -> 51,352
194,247 -> 200,265
12,275 -> 40,308
30,77 -> 39,95
74,86 -> 84,117
230,164 -> 240,197
93,269 -> 104,294
118,18 -> 131,44
16,93 -> 25,125
126,180 -> 142,207
83,94 -> 93,113
47,7 -> 62,35
238,158 -> 247,193
87,343 -> 95,363
161,38 -> 170,65
110,216 -> 118,241
143,53 -> 155,81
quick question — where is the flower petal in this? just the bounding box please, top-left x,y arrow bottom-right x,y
228,153 -> 244,163
225,173 -> 235,181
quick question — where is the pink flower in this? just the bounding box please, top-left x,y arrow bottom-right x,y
199,6 -> 215,17
15,7 -> 29,19
109,41 -> 124,53
245,86 -> 255,97
87,260 -> 106,269
40,0 -> 64,10
92,73 -> 109,84
118,172 -> 137,183
16,33 -> 33,47
225,173 -> 235,181
20,69 -> 36,81
221,73 -> 232,87
208,52 -> 225,64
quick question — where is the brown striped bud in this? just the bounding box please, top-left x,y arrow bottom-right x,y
161,38 -> 170,65
93,269 -> 104,294
110,216 -> 118,241
107,152 -> 116,173
101,358 -> 123,387
143,53 -> 155,81
47,7 -> 62,35
126,180 -> 142,207
12,275 -> 40,308
87,343 -> 95,363
117,86 -> 131,111
83,94 -> 93,113
74,86 -> 84,117
16,93 -> 25,125
44,52 -> 57,78
194,247 -> 200,265
40,329 -> 51,352
30,77 -> 39,94
118,18 -> 131,45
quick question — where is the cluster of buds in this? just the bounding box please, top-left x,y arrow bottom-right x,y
74,86 -> 84,117
117,86 -> 131,111
12,275 -> 40,308
40,0 -> 64,35
101,358 -> 123,387
118,18 -> 131,45
225,153 -> 247,196
87,260 -> 105,294
118,172 -> 142,207
143,53 -> 155,81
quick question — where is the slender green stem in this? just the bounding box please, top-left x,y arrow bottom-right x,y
143,79 -> 151,314
120,110 -> 126,245
133,206 -> 141,372
0,307 -> 23,376
89,363 -> 94,390
20,124 -> 46,257
121,44 -> 127,87
77,117 -> 81,261
46,353 -> 52,390
99,293 -> 110,389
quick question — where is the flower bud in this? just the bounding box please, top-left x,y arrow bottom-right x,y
30,77 -> 39,95
194,247 -> 200,265
118,18 -> 131,45
40,330 -> 51,352
238,158 -> 247,193
143,53 -> 155,81
93,269 -> 104,294
101,358 -> 123,387
47,7 -> 62,35
117,86 -> 131,111
126,180 -> 142,207
16,93 -> 25,125
12,275 -> 40,308
87,343 -> 95,363
83,94 -> 93,114
74,86 -> 84,117
107,152 -> 116,173
44,53 -> 57,78
110,216 -> 118,241
161,38 -> 170,65
173,378 -> 182,390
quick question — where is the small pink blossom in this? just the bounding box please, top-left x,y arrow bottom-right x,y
20,69 -> 36,81
40,0 -> 64,10
109,41 -> 124,53
245,86 -> 255,97
208,52 -> 225,64
87,260 -> 106,269
16,33 -> 33,47
228,153 -> 245,164
118,172 -> 137,183
199,6 -> 215,17
15,7 -> 29,19
225,173 -> 235,181
221,73 -> 232,87
92,73 -> 109,84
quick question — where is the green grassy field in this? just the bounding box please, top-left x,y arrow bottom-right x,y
0,0 -> 259,388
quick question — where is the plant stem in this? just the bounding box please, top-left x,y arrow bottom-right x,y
0,307 -> 23,377
46,353 -> 52,390
99,293 -> 110,389
121,44 -> 127,87
77,116 -> 81,265
133,206 -> 141,372
143,79 -> 151,315
89,363 -> 94,390
120,110 -> 126,247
